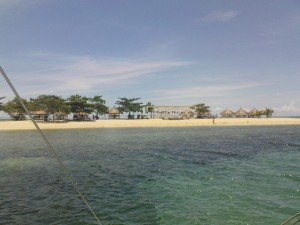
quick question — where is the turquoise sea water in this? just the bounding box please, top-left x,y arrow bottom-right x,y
0,126 -> 299,224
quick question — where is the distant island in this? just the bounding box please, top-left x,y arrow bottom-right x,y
1,94 -> 276,121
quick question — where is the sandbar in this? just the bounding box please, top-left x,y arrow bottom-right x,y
0,118 -> 300,131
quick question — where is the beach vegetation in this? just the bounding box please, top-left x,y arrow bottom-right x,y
1,95 -> 277,120
144,102 -> 154,118
0,96 -> 5,111
90,95 -> 109,118
254,110 -> 263,118
66,94 -> 93,120
116,97 -> 143,119
2,97 -> 29,120
264,107 -> 274,118
66,94 -> 109,120
192,103 -> 211,118
255,108 -> 274,118
30,95 -> 70,121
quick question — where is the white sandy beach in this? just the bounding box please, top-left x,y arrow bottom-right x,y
1,118 -> 300,131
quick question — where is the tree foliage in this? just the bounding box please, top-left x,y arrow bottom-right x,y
255,108 -> 274,118
0,96 -> 5,111
254,111 -> 263,118
264,107 -> 274,118
66,94 -> 109,120
30,95 -> 69,115
2,97 -> 29,120
2,94 -> 111,120
66,94 -> 93,114
192,103 -> 211,118
144,102 -> 154,118
115,97 -> 143,118
90,95 -> 109,115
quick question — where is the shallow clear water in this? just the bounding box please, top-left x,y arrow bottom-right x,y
0,126 -> 299,224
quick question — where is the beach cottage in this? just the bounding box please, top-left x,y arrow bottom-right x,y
30,110 -> 47,120
235,108 -> 249,118
108,106 -> 120,119
220,108 -> 235,118
248,108 -> 258,118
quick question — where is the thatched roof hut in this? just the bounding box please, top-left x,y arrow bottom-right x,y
31,110 -> 46,115
108,106 -> 120,119
235,108 -> 248,118
248,108 -> 258,117
108,106 -> 119,114
220,108 -> 235,118
30,110 -> 47,120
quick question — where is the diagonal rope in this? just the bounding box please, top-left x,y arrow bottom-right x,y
281,212 -> 300,225
0,66 -> 103,225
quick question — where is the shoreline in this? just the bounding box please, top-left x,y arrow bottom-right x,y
1,118 -> 300,131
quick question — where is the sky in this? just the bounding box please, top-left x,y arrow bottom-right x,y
0,0 -> 300,116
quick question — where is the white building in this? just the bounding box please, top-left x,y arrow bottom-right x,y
143,105 -> 195,119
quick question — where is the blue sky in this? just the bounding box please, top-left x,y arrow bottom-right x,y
1,0 -> 300,116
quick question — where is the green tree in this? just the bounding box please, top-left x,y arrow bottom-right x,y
0,97 -> 5,111
144,102 -> 154,118
255,108 -> 274,118
255,110 -> 263,118
30,95 -> 69,121
192,103 -> 211,118
67,94 -> 92,120
265,107 -> 274,118
115,97 -> 143,119
90,95 -> 109,118
3,97 -> 29,120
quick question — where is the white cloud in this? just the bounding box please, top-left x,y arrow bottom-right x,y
201,10 -> 239,22
275,101 -> 300,116
10,54 -> 191,96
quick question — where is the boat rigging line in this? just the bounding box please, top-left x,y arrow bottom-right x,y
0,66 -> 103,225
281,211 -> 300,225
